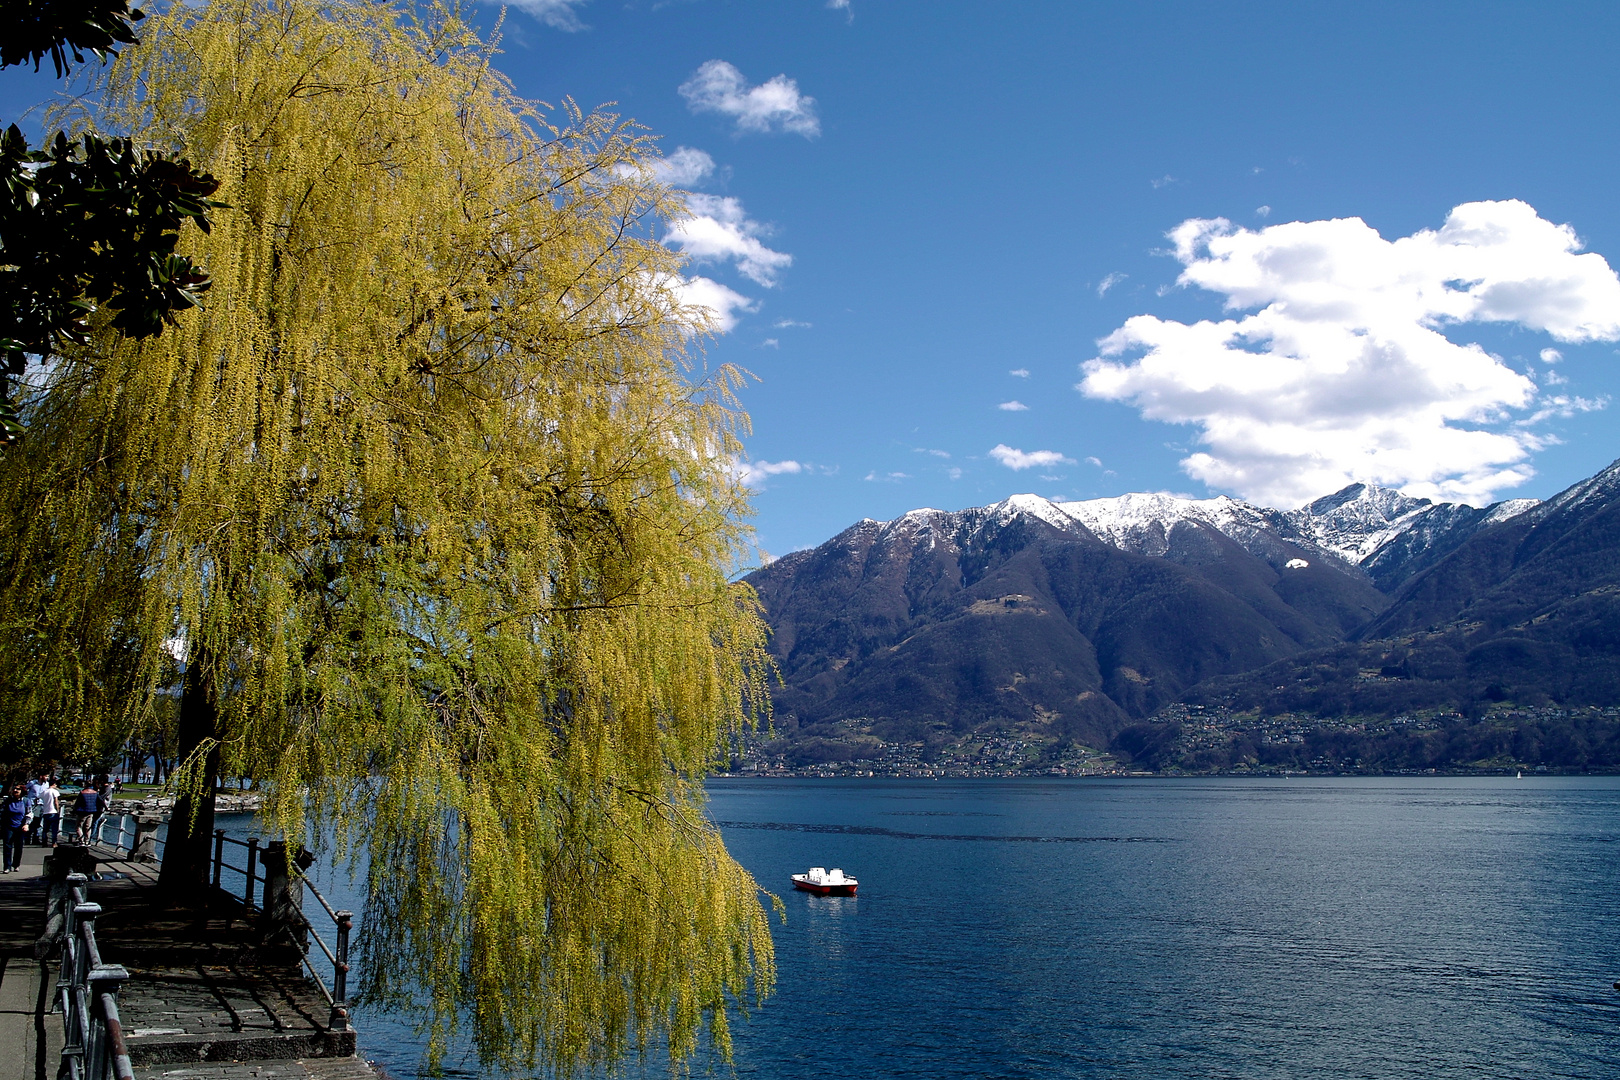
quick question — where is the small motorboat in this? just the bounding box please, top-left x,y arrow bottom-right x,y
792,866 -> 857,896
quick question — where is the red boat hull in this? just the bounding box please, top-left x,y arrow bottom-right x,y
791,878 -> 856,896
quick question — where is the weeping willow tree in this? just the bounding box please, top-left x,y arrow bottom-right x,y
0,0 -> 777,1072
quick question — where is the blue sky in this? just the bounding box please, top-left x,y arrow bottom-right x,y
7,1 -> 1620,559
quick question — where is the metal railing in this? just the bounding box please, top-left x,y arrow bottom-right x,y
51,874 -> 135,1080
83,817 -> 355,1034
295,867 -> 356,1032
205,831 -> 353,1029
211,830 -> 264,909
92,813 -> 143,857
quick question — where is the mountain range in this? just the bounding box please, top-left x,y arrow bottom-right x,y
744,459 -> 1620,767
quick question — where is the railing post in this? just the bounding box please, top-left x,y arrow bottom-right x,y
330,910 -> 354,1032
243,835 -> 259,913
241,835 -> 257,913
85,964 -> 131,1080
70,901 -> 98,993
212,829 -> 226,891
60,900 -> 102,1072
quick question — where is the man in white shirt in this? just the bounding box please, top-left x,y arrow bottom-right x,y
37,779 -> 61,847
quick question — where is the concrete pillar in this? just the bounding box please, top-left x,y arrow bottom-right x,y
131,813 -> 163,864
259,841 -> 313,951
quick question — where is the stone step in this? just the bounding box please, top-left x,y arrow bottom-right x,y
131,1055 -> 385,1079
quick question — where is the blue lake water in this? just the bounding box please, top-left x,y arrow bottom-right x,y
270,776 -> 1620,1078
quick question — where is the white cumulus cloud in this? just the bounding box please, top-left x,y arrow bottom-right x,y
1097,272 -> 1127,297
1009,367 -> 1030,378
680,60 -> 820,138
1518,394 -> 1607,426
665,193 -> 792,287
671,275 -> 755,333
652,146 -> 716,187
1078,200 -> 1620,506
733,458 -> 803,489
1540,347 -> 1563,364
498,0 -> 591,30
989,444 -> 1075,471
998,400 -> 1029,411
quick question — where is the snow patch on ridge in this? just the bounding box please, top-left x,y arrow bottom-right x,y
992,493 -> 1090,534
1484,499 -> 1539,524
1525,457 -> 1620,523
859,477 -> 1552,575
1044,492 -> 1279,557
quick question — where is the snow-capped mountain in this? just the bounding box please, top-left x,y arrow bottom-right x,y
899,481 -> 1540,591
744,458 -> 1620,765
1282,483 -> 1537,579
1283,484 -> 1440,563
1031,492 -> 1293,559
1521,455 -> 1620,524
748,482 -> 1394,754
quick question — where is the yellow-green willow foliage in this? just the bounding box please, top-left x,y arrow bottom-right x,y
0,0 -> 777,1072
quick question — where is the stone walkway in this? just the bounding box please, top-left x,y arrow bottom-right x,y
0,843 -> 61,1080
0,841 -> 386,1079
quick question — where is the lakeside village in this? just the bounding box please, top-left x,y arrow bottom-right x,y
719,702 -> 1620,779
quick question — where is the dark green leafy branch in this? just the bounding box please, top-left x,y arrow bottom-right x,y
0,0 -> 145,77
0,1 -> 224,442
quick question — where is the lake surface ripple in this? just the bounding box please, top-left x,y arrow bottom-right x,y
700,776 -> 1620,1080
310,776 -> 1620,1077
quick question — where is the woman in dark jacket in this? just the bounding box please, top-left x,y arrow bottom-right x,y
2,782 -> 28,872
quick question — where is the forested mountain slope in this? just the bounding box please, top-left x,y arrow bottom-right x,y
1185,459 -> 1620,717
749,496 -> 1389,757
745,464 -> 1620,766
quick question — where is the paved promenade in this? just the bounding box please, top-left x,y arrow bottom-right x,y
0,843 -> 59,1080
0,841 -> 387,1080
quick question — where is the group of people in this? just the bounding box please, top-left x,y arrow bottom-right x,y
1,774 -> 116,874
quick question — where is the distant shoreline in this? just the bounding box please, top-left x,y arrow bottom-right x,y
712,766 -> 1620,780
107,792 -> 265,817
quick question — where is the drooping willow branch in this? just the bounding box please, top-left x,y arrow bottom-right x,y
0,1 -> 777,1075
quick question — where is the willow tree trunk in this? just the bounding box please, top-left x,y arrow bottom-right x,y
157,659 -> 221,903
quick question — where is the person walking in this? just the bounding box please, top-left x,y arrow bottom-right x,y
72,782 -> 100,844
2,783 -> 28,872
25,773 -> 43,845
37,777 -> 61,847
